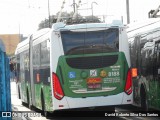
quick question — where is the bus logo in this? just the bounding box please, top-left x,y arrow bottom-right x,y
90,70 -> 97,77
68,72 -> 76,78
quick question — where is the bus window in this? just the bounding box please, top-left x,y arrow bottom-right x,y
157,43 -> 160,75
153,43 -> 158,75
33,44 -> 40,67
20,52 -> 25,81
16,54 -> 20,82
40,40 -> 50,66
61,28 -> 119,55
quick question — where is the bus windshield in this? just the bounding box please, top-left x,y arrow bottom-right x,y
61,28 -> 119,55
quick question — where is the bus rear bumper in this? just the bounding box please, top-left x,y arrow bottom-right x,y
53,92 -> 133,110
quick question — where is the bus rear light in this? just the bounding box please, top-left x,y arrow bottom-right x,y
125,69 -> 132,95
52,73 -> 64,100
132,68 -> 138,77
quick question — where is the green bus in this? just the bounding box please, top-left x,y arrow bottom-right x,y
128,18 -> 160,111
15,21 -> 132,116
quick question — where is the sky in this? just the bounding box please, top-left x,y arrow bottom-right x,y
0,0 -> 159,36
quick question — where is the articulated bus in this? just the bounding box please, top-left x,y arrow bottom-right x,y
15,21 -> 132,116
127,18 -> 160,111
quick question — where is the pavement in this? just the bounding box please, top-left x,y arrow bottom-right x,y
11,81 -> 46,120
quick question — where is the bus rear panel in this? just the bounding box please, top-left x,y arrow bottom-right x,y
51,24 -> 132,110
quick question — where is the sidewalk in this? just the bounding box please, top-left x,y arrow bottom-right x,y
11,81 -> 28,120
11,82 -> 46,120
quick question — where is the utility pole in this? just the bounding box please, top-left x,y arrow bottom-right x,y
72,0 -> 81,20
57,0 -> 66,22
91,2 -> 98,20
48,0 -> 51,27
126,0 -> 130,24
73,0 -> 76,12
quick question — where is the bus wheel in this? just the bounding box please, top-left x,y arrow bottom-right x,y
26,89 -> 33,110
141,86 -> 148,111
27,89 -> 30,108
41,91 -> 48,117
22,101 -> 27,106
18,86 -> 21,99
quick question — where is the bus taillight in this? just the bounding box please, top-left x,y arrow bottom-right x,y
131,68 -> 138,77
52,73 -> 64,100
125,69 -> 132,95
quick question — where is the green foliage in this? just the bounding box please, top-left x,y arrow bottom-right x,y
38,12 -> 101,30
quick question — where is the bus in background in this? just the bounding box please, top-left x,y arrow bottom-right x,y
127,18 -> 160,111
15,21 -> 132,116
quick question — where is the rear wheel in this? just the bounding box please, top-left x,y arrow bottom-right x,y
27,89 -> 30,108
141,86 -> 148,111
22,101 -> 27,106
18,86 -> 21,99
26,89 -> 33,110
41,91 -> 49,117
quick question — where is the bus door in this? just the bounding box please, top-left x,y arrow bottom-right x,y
153,41 -> 160,108
29,36 -> 36,106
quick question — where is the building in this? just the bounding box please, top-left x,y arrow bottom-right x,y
0,34 -> 21,56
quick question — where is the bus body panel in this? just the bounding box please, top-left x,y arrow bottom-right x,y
56,52 -> 129,98
52,92 -> 132,110
127,18 -> 160,110
119,28 -> 131,67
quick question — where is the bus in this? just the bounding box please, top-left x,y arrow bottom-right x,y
127,18 -> 160,111
15,21 -> 132,116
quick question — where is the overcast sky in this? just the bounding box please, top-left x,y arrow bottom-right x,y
0,0 -> 159,36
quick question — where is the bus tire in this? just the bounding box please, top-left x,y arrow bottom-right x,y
27,89 -> 30,108
41,91 -> 48,117
26,88 -> 32,109
18,86 -> 21,99
22,101 -> 26,106
140,85 -> 148,111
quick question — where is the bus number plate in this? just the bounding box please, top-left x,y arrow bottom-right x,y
88,83 -> 101,89
87,78 -> 102,90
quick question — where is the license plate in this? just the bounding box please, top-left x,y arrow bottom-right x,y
88,83 -> 101,89
87,78 -> 102,90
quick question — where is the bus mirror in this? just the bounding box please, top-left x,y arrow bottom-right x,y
132,68 -> 138,77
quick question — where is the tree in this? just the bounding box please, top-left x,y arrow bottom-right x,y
84,15 -> 101,23
38,15 -> 56,30
38,12 -> 73,30
38,12 -> 101,30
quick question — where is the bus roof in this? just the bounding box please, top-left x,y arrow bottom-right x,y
127,18 -> 160,38
52,20 -> 124,31
32,28 -> 50,40
15,37 -> 29,55
15,28 -> 51,55
15,21 -> 124,55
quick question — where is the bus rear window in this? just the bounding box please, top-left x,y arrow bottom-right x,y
61,28 -> 119,55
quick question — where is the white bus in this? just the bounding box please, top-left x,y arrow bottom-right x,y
127,18 -> 160,111
15,21 -> 132,116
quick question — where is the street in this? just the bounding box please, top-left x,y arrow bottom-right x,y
11,82 -> 160,120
